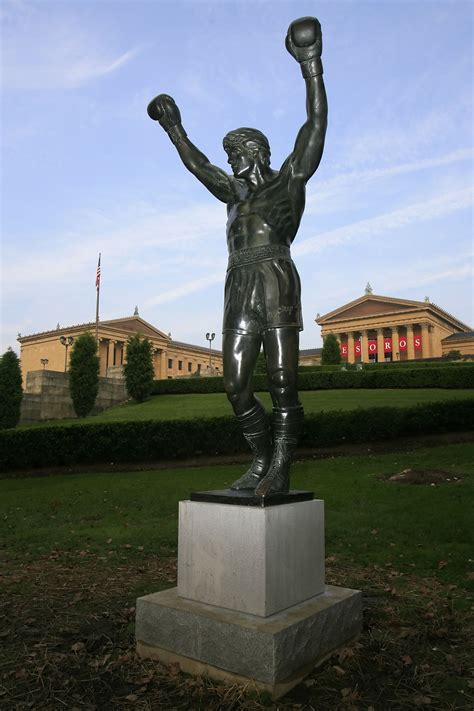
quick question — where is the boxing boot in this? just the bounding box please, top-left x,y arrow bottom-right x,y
255,405 -> 304,496
230,399 -> 272,490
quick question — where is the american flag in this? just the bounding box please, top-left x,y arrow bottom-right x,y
95,254 -> 101,289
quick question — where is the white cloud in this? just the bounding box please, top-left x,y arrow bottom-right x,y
2,199 -> 226,290
295,187 -> 473,257
143,272 -> 224,307
306,147 -> 472,214
1,3 -> 139,90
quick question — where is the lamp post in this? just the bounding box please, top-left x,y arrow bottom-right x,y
59,336 -> 74,372
205,332 -> 215,368
40,358 -> 49,370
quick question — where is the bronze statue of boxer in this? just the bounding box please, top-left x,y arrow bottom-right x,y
147,17 -> 327,496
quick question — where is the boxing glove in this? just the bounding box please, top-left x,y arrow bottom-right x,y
286,17 -> 323,78
147,94 -> 181,132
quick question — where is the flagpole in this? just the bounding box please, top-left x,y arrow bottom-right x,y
95,253 -> 101,345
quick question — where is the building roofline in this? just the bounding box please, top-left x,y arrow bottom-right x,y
17,315 -> 171,343
317,293 -> 471,332
170,339 -> 223,356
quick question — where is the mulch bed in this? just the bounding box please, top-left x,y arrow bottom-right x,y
379,469 -> 464,485
0,552 -> 472,710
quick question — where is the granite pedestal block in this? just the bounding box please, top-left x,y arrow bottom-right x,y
178,498 -> 325,617
136,585 -> 362,698
136,495 -> 363,698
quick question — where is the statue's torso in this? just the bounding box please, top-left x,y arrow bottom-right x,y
226,165 -> 305,253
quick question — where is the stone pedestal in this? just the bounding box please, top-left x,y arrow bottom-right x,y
136,492 -> 363,698
178,498 -> 325,616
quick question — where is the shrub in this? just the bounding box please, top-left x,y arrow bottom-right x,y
321,333 -> 341,365
0,348 -> 23,429
442,350 -> 463,361
69,333 -> 100,417
123,335 -> 154,402
150,365 -> 473,395
2,399 -> 473,472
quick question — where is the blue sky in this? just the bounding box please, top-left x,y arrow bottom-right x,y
1,0 -> 472,355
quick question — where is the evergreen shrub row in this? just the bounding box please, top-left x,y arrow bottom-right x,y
1,398 -> 473,472
150,365 -> 473,396
299,361 -> 474,373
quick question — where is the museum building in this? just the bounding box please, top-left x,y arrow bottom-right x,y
17,314 -> 223,386
316,291 -> 473,364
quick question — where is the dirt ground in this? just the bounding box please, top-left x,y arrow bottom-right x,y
1,552 -> 472,710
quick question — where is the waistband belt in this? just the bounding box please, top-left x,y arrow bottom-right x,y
227,244 -> 291,269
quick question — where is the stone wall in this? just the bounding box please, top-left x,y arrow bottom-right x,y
20,370 -> 128,424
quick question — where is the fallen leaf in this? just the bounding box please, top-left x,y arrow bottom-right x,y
333,665 -> 346,676
438,560 -> 448,570
414,695 -> 431,706
371,529 -> 378,535
338,647 -> 355,663
71,642 -> 85,653
125,694 -> 138,702
401,654 -> 413,666
341,687 -> 352,697
304,678 -> 316,688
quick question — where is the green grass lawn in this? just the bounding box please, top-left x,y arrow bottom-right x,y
2,443 -> 473,709
19,388 -> 474,428
1,442 -> 472,591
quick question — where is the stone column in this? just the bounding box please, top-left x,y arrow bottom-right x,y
160,350 -> 167,380
406,324 -> 415,361
421,323 -> 431,358
107,340 -> 116,369
99,339 -> 108,376
377,329 -> 385,364
347,332 -> 355,364
360,330 -> 369,363
392,327 -> 400,362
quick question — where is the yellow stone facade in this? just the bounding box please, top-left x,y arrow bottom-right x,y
316,294 -> 472,364
17,316 -> 223,386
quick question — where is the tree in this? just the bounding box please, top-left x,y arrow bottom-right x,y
442,350 -> 462,361
69,332 -> 99,417
124,334 -> 154,402
321,333 -> 341,365
0,348 -> 23,429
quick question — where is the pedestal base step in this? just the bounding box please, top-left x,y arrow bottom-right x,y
136,585 -> 362,699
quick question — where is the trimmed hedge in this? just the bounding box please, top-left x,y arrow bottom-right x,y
298,361 -> 474,373
151,366 -> 474,395
1,398 -> 473,472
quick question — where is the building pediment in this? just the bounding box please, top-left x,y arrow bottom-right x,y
317,295 -> 426,324
18,316 -> 171,344
100,316 -> 170,341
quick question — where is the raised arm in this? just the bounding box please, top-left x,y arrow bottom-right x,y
285,18 -> 328,182
147,94 -> 233,204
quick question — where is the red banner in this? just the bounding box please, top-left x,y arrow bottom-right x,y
368,339 -> 377,354
399,336 -> 407,352
414,334 -> 422,351
384,337 -> 392,353
354,340 -> 361,358
340,343 -> 348,359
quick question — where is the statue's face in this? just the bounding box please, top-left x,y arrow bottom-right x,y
226,143 -> 255,178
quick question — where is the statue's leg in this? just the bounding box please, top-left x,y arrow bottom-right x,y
255,327 -> 304,496
223,331 -> 273,490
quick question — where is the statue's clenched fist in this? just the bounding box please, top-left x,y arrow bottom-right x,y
286,16 -> 322,66
147,94 -> 181,131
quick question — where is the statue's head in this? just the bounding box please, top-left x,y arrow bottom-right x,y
223,128 -> 271,177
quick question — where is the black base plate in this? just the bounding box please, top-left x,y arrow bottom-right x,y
189,489 -> 314,508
